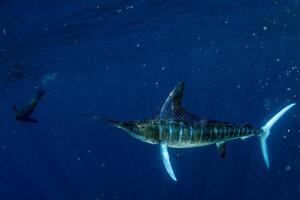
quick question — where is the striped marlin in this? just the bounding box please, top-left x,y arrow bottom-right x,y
95,82 -> 296,181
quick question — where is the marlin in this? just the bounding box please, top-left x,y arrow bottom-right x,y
94,82 -> 296,181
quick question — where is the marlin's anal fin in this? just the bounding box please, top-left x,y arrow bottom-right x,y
160,143 -> 177,182
216,142 -> 226,158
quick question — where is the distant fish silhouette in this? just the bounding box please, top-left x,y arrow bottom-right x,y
13,89 -> 45,123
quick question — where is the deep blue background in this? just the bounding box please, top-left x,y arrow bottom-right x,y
0,0 -> 300,199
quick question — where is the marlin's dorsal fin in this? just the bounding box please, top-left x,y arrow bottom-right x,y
159,81 -> 185,120
159,81 -> 198,121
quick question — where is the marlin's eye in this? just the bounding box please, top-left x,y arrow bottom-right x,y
133,127 -> 139,132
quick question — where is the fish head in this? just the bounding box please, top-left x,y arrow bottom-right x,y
106,119 -> 159,144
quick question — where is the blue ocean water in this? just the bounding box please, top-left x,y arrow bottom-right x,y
0,0 -> 299,199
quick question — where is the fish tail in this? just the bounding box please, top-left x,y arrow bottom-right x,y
259,103 -> 296,169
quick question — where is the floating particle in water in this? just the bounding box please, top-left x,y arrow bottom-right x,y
3,28 -> 6,35
136,43 -> 140,48
100,161 -> 106,168
276,58 -> 280,62
285,165 -> 291,171
263,98 -> 272,109
263,26 -> 268,30
291,66 -> 299,72
283,135 -> 287,139
126,5 -> 134,9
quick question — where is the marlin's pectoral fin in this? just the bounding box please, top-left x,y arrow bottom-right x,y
160,143 -> 177,182
216,142 -> 226,158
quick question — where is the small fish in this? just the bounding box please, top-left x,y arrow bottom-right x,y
89,82 -> 296,181
13,89 -> 45,123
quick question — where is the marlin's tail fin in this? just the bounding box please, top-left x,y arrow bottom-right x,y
36,89 -> 45,100
259,103 -> 296,169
